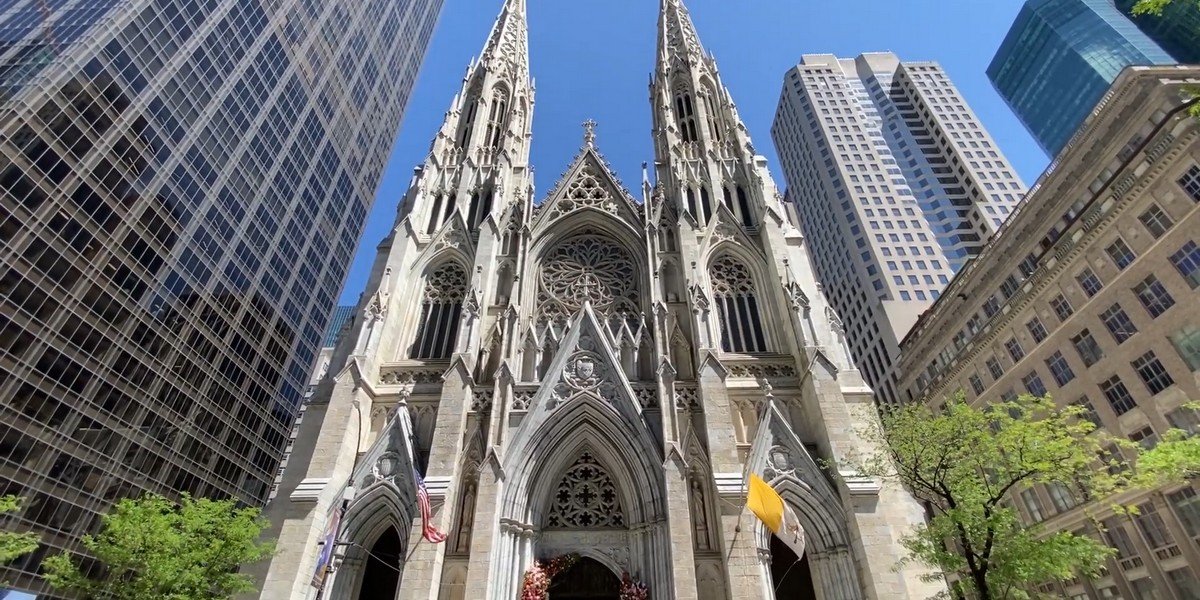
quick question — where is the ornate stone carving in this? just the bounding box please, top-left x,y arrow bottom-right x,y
632,386 -> 658,409
763,445 -> 795,481
674,384 -> 699,410
725,363 -> 796,379
511,389 -> 534,411
709,255 -> 755,297
545,452 -> 625,529
378,367 -> 445,385
545,163 -> 618,220
550,340 -> 619,409
537,234 -> 639,328
470,389 -> 493,414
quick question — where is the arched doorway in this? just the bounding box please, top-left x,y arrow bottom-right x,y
770,534 -> 816,600
357,526 -> 403,600
549,557 -> 620,599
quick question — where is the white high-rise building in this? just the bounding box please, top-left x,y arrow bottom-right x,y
771,53 -> 1027,404
247,3 -> 944,599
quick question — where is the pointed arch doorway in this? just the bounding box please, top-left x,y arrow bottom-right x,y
549,557 -> 620,600
357,526 -> 403,600
770,534 -> 816,600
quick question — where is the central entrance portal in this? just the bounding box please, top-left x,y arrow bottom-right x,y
549,557 -> 620,599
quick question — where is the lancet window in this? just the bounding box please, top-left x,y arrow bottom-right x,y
466,187 -> 494,228
545,452 -> 625,529
675,90 -> 698,143
410,262 -> 468,359
426,193 -> 457,234
701,91 -> 722,142
457,100 -> 478,148
484,87 -> 509,149
685,185 -> 713,224
709,255 -> 767,353
723,184 -> 754,227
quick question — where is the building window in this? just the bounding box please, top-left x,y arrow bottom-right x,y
1100,303 -> 1137,344
1100,375 -> 1136,415
1070,329 -> 1104,367
1170,241 -> 1200,289
1167,568 -> 1200,600
1129,426 -> 1158,450
983,295 -> 1001,318
709,255 -> 767,353
1050,294 -> 1073,322
1022,370 -> 1047,397
969,374 -> 985,395
1020,489 -> 1044,522
1168,487 -> 1200,538
1133,275 -> 1175,318
1134,502 -> 1175,550
1132,351 -> 1174,395
1170,326 -> 1200,371
1105,238 -> 1137,270
1026,317 -> 1048,343
1047,482 -> 1077,513
1138,204 -> 1174,238
1177,164 -> 1200,202
1102,518 -> 1139,560
1046,351 -> 1075,386
410,262 -> 468,359
1004,338 -> 1025,363
1076,268 -> 1103,298
1167,406 -> 1200,435
986,357 -> 1004,380
675,91 -> 698,143
1074,397 -> 1102,428
484,87 -> 509,149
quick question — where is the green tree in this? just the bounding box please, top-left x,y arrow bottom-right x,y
852,393 -> 1200,600
1133,0 -> 1200,117
42,493 -> 275,600
0,495 -> 39,564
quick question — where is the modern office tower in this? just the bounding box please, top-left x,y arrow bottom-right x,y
989,0 -> 1176,157
250,0 -> 943,597
899,65 -> 1200,598
1116,0 -> 1200,63
0,0 -> 441,593
771,53 -> 1026,405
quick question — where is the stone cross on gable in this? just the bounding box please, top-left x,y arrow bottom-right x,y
583,119 -> 597,147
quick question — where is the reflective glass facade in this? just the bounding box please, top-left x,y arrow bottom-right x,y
1116,0 -> 1200,64
0,0 -> 441,593
988,0 -> 1173,157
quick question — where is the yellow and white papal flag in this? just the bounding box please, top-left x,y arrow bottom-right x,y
746,473 -> 806,559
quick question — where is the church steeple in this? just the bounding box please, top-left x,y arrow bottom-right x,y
651,0 -> 771,229
408,0 -> 533,238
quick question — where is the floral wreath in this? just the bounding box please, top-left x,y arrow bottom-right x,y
518,553 -> 649,600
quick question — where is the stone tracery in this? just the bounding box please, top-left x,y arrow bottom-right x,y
537,234 -> 640,329
545,452 -> 626,529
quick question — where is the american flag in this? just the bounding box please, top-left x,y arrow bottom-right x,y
414,468 -> 448,543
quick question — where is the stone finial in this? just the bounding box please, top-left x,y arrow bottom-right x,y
583,119 -> 597,147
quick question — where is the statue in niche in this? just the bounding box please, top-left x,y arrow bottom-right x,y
454,478 -> 477,553
690,476 -> 711,550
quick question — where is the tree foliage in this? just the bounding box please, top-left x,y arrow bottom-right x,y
853,393 -> 1200,600
42,493 -> 275,600
1132,0 -> 1200,117
0,495 -> 39,564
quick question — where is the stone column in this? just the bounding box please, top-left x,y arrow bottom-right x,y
397,360 -> 473,600
461,456 -> 503,599
663,450 -> 699,600
719,506 -> 764,600
809,547 -> 864,600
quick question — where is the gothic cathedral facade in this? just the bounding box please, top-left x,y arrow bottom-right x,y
250,1 -> 944,598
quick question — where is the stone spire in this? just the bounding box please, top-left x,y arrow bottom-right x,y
657,0 -> 704,65
479,0 -> 529,82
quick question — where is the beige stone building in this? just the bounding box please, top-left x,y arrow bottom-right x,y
246,1 -> 945,598
897,65 -> 1200,599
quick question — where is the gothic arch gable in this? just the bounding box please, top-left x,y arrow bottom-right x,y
533,147 -> 642,232
418,211 -> 476,268
746,400 -> 850,552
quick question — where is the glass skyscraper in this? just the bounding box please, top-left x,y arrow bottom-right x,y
0,0 -> 441,594
988,0 -> 1174,157
1115,0 -> 1200,64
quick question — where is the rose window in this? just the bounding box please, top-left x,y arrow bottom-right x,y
537,234 -> 639,326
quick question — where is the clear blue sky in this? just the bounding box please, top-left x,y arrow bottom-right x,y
338,0 -> 1047,304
